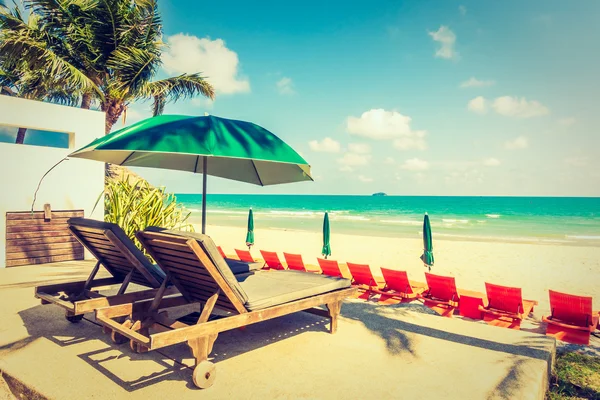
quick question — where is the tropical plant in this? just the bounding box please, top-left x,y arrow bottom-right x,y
0,0 -> 215,134
102,175 -> 194,252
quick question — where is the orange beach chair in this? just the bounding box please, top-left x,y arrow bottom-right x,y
217,246 -> 228,259
542,290 -> 599,345
317,258 -> 344,278
419,272 -> 460,317
374,269 -> 427,305
478,283 -> 537,330
235,249 -> 255,263
283,253 -> 320,273
346,262 -> 384,300
260,250 -> 286,270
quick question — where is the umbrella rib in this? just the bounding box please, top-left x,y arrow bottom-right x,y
119,151 -> 136,166
251,160 -> 264,186
194,155 -> 200,173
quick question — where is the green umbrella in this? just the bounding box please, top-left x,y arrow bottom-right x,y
69,114 -> 313,233
420,212 -> 434,271
245,208 -> 254,249
322,212 -> 331,258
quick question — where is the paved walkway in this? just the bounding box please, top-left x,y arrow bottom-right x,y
0,262 -> 555,399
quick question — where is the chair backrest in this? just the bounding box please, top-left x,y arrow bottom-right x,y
424,272 -> 458,302
260,250 -> 285,270
380,268 -> 412,294
549,290 -> 593,327
346,262 -> 376,286
235,249 -> 255,263
68,218 -> 163,288
138,230 -> 248,314
485,283 -> 523,314
217,246 -> 227,259
283,252 -> 306,271
317,258 -> 342,277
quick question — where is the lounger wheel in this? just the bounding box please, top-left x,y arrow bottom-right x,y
111,330 -> 128,345
65,314 -> 84,323
192,361 -> 216,389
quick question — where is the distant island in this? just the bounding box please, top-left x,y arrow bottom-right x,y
372,192 -> 387,197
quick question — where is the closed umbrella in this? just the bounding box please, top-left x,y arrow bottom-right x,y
68,114 -> 313,233
322,211 -> 331,259
245,208 -> 254,249
420,212 -> 434,271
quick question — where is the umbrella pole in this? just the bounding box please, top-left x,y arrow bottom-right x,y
201,156 -> 207,234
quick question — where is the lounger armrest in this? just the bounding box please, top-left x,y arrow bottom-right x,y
542,315 -> 595,332
419,293 -> 459,307
479,305 -> 523,320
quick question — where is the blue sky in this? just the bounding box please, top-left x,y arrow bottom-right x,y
86,1 -> 600,195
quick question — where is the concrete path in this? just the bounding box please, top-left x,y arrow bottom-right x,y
0,262 -> 555,399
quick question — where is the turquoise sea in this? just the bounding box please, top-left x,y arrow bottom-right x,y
176,195 -> 600,246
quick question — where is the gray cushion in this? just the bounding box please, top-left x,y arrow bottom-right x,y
225,259 -> 263,274
68,218 -> 165,286
237,270 -> 351,311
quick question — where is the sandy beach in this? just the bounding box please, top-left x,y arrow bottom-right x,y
203,224 -> 600,317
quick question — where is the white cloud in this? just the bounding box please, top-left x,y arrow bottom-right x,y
482,157 -> 501,167
428,26 -> 458,60
558,117 -> 576,126
393,133 -> 427,150
401,158 -> 429,171
467,96 -> 487,114
308,137 -> 341,153
459,5 -> 467,15
347,143 -> 371,154
276,77 -> 295,95
358,175 -> 373,183
492,96 -> 549,118
346,109 -> 428,149
162,34 -> 250,94
337,153 -> 371,172
564,157 -> 588,167
504,136 -> 529,150
460,77 -> 495,88
384,157 -> 396,165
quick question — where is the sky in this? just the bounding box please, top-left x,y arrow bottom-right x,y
9,0 -> 600,196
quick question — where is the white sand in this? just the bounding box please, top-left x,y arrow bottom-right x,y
202,224 -> 600,317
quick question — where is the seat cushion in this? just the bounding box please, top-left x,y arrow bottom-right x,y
68,218 -> 165,286
237,270 -> 351,311
226,259 -> 263,274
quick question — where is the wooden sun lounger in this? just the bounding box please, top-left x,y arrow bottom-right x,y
373,269 -> 427,305
283,252 -> 320,273
34,218 -> 177,322
95,230 -> 356,389
346,262 -> 385,300
542,290 -> 598,345
260,250 -> 286,270
418,272 -> 460,317
478,282 -> 538,330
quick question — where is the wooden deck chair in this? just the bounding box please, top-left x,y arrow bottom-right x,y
260,250 -> 286,270
346,262 -> 384,300
95,230 -> 356,389
373,269 -> 427,305
419,272 -> 460,317
478,283 -> 538,330
235,248 -> 255,263
542,290 -> 598,345
34,218 -> 176,323
283,253 -> 320,273
317,258 -> 344,278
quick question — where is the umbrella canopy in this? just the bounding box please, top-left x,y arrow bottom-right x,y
420,212 -> 434,270
245,208 -> 254,248
322,212 -> 331,258
69,114 -> 313,233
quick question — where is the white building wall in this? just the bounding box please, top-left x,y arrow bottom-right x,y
0,95 -> 105,267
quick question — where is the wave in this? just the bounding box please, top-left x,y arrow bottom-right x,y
380,219 -> 422,226
565,235 -> 600,240
486,214 -> 501,219
336,215 -> 371,221
442,219 -> 469,224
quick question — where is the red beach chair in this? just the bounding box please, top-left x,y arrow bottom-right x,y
478,283 -> 537,330
235,249 -> 255,263
346,262 -> 385,300
283,253 -> 320,273
542,290 -> 599,345
260,250 -> 286,270
317,258 -> 344,278
419,272 -> 460,317
374,269 -> 427,305
217,246 -> 227,259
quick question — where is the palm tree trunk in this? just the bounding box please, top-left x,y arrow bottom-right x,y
15,127 -> 27,144
81,93 -> 92,109
102,99 -> 126,134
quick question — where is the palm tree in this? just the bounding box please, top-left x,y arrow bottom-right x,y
0,0 -> 214,135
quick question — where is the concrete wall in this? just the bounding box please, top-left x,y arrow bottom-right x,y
0,95 -> 105,267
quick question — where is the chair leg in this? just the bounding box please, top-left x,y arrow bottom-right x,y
188,333 -> 218,365
326,301 -> 342,334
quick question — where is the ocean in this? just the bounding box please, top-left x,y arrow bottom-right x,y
176,195 -> 600,246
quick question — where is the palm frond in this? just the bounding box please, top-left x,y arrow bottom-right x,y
139,74 -> 215,115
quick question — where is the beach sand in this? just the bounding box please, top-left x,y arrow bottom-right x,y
202,224 -> 600,318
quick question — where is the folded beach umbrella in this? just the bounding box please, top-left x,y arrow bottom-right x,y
322,212 -> 331,259
245,208 -> 254,249
68,114 -> 313,233
420,212 -> 434,271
